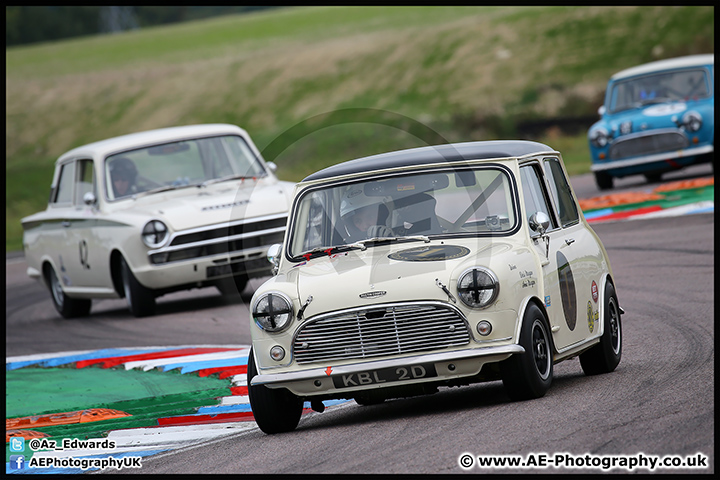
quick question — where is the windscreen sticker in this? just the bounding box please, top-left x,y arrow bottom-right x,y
388,245 -> 470,262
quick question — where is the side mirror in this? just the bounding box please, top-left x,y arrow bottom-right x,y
267,243 -> 282,275
266,162 -> 278,174
529,211 -> 550,236
598,105 -> 606,117
83,192 -> 97,206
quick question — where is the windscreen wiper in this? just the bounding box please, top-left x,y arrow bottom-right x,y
296,243 -> 366,261
356,235 -> 430,249
296,235 -> 430,262
200,174 -> 252,187
634,97 -> 673,108
133,184 -> 188,198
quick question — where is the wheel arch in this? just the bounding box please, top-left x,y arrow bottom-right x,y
598,273 -> 620,337
41,260 -> 55,290
516,295 -> 557,356
110,249 -> 125,298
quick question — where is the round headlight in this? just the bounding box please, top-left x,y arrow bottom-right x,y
457,267 -> 499,309
589,127 -> 610,148
681,111 -> 702,132
253,292 -> 294,332
142,220 -> 169,248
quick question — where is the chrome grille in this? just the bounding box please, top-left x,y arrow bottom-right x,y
148,213 -> 287,265
170,215 -> 287,246
293,303 -> 471,365
609,130 -> 688,160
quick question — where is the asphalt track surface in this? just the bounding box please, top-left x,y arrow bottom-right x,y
5,165 -> 714,474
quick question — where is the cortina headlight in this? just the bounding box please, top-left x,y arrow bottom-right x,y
457,267 -> 499,309
681,111 -> 702,132
253,292 -> 294,332
589,127 -> 610,148
141,220 -> 169,248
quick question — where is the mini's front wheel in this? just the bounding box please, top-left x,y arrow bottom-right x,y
247,348 -> 303,434
501,304 -> 553,401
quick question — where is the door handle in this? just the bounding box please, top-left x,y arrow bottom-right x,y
62,221 -> 71,228
565,238 -> 575,246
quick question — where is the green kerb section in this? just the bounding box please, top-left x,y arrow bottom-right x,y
6,367 -> 231,419
584,185 -> 714,214
6,367 -> 233,463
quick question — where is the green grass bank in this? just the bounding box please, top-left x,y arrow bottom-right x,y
5,6 -> 714,251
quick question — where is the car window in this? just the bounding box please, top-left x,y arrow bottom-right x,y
288,167 -> 517,258
609,68 -> 711,113
53,162 -> 75,205
519,164 -> 557,232
105,135 -> 266,201
543,158 -> 579,227
75,159 -> 95,206
292,190 -> 339,254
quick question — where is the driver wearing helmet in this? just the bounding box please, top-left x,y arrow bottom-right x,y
340,186 -> 394,242
108,156 -> 138,199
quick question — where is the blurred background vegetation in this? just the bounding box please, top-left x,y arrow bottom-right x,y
5,6 -> 714,251
6,6 -> 279,46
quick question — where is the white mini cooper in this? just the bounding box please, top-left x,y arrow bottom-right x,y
248,140 -> 623,433
21,124 -> 294,318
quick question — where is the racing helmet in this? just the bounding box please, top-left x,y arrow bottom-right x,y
108,156 -> 138,183
341,186 -> 385,219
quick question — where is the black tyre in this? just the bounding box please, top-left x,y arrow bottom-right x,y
216,275 -> 248,297
354,392 -> 386,406
580,282 -> 622,375
47,266 -> 91,318
120,256 -> 156,317
501,304 -> 553,401
247,348 -> 303,434
644,172 -> 662,184
594,172 -> 613,190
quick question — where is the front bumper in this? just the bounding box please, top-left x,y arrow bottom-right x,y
591,144 -> 713,173
251,344 -> 524,397
133,246 -> 273,290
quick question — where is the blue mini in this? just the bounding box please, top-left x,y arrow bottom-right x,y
588,54 -> 714,190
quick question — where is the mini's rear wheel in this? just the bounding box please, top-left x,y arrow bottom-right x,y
580,282 -> 622,375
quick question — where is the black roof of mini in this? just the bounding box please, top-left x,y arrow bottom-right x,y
302,140 -> 555,182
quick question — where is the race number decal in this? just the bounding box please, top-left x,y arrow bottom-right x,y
557,251 -> 577,331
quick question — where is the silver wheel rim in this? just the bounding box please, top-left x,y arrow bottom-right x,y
608,297 -> 621,355
121,260 -> 133,308
50,269 -> 64,309
532,318 -> 551,380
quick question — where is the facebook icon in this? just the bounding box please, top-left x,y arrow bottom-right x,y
9,455 -> 25,470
